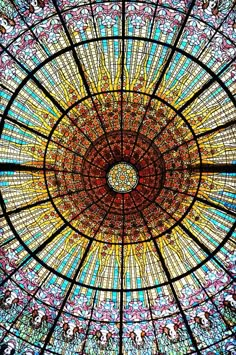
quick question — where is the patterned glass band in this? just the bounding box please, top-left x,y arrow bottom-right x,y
107,162 -> 139,193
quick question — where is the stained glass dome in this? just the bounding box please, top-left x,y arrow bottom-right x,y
0,0 -> 235,354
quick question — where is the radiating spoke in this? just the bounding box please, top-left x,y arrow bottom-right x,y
129,0 -> 196,161
51,0 -> 116,162
136,188 -> 235,280
0,162 -> 104,175
2,114 -> 108,172
164,185 -> 236,218
130,191 -> 201,354
40,192 -> 117,351
0,1 -> 235,352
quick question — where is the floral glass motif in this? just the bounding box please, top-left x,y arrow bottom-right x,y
0,0 -> 235,354
107,163 -> 139,193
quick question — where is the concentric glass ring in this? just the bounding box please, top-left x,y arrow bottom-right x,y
0,0 -> 235,353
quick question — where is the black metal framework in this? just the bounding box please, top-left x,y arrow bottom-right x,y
0,0 -> 235,354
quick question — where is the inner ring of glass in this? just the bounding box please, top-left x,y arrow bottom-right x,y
107,162 -> 139,193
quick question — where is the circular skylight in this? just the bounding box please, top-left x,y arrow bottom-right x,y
0,0 -> 235,354
107,162 -> 139,193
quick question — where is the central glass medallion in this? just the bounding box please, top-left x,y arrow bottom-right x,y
107,162 -> 139,193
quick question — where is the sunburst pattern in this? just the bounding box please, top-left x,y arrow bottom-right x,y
0,0 -> 235,354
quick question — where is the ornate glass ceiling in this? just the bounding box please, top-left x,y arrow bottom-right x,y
0,0 -> 235,354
